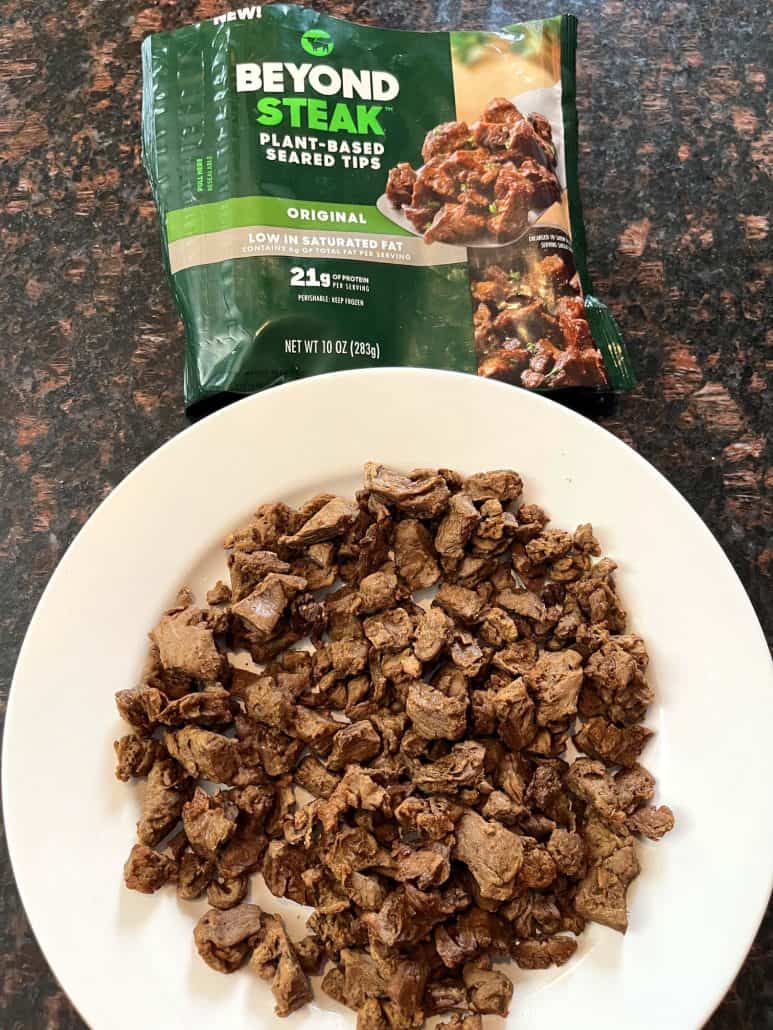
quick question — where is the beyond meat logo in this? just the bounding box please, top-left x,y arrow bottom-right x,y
301,29 -> 334,57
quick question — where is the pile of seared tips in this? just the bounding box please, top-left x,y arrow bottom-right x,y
385,97 -> 560,245
115,462 -> 673,1028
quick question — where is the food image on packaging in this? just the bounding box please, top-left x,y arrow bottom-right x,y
384,97 -> 561,245
472,245 -> 608,389
380,22 -> 609,391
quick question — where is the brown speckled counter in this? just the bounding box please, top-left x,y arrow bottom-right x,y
0,1 -> 770,1026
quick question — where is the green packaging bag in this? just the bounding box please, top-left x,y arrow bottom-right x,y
142,5 -> 634,411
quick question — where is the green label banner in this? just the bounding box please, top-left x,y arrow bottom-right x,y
166,195 -> 413,243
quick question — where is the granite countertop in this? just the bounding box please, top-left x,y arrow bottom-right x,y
0,0 -> 769,1026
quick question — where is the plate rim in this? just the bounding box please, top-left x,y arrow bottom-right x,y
3,367 -> 771,1029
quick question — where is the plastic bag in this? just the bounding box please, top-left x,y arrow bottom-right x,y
142,5 -> 634,411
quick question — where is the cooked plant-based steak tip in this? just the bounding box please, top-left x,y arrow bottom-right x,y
115,463 -> 672,1023
473,255 -> 608,388
386,98 -> 561,245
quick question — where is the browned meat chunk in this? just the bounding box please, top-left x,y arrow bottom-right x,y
228,549 -> 290,601
627,805 -> 675,840
159,686 -> 232,727
225,502 -> 294,553
115,686 -> 166,735
480,789 -> 521,825
194,903 -> 264,973
165,726 -> 239,784
280,496 -> 358,548
182,787 -> 238,857
251,913 -> 314,1016
413,741 -> 485,794
422,120 -> 471,162
327,720 -> 382,771
472,109 -> 519,149
356,999 -> 389,1029
321,766 -> 386,826
477,348 -> 531,383
114,733 -> 161,780
464,470 -> 522,503
124,843 -> 176,893
489,175 -> 536,240
614,764 -> 656,813
496,586 -> 545,620
217,822 -> 267,881
243,675 -> 295,730
524,528 -> 573,564
573,522 -> 601,555
526,761 -> 572,825
453,811 -> 523,900
207,875 -> 249,910
435,907 -> 510,969
329,637 -> 371,678
263,844 -> 309,902
547,828 -> 587,879
525,649 -> 584,726
509,115 -> 555,166
386,161 -> 417,208
575,813 -> 640,932
250,725 -> 304,776
574,716 -> 654,767
463,957 -> 513,1016
425,203 -> 487,244
512,935 -> 577,969
365,884 -> 469,947
292,707 -> 344,753
364,608 -> 414,651
365,463 -> 450,518
339,947 -> 390,1007
359,569 -> 399,613
206,580 -> 232,605
394,519 -> 441,589
481,97 -> 522,124
231,573 -> 307,639
584,641 -> 654,725
294,754 -> 339,798
519,838 -> 557,888
491,678 -> 536,750
528,111 -> 554,150
477,608 -> 518,648
435,492 -> 480,559
395,796 -> 463,841
177,849 -> 214,900
324,825 -> 384,884
137,756 -> 189,846
435,583 -> 485,624
387,956 -> 430,1019
407,681 -> 467,740
293,935 -> 324,975
414,606 -> 453,662
150,607 -> 224,681
566,758 -> 624,825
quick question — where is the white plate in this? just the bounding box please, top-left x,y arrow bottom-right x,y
4,369 -> 772,1030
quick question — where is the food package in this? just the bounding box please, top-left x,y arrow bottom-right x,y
142,5 -> 635,411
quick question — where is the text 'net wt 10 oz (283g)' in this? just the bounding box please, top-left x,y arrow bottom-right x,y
141,5 -> 635,412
